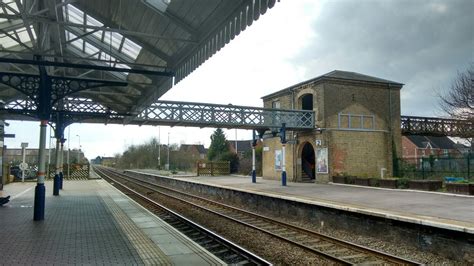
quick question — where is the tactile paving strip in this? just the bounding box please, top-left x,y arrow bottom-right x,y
99,191 -> 172,265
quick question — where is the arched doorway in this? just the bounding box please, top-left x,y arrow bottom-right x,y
301,142 -> 315,181
301,94 -> 313,110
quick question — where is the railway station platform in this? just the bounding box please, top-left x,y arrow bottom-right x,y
0,179 -> 224,265
132,170 -> 474,234
127,170 -> 473,261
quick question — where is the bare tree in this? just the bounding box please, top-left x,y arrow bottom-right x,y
439,64 -> 473,121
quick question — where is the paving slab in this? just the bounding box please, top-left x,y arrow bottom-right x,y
0,180 -> 224,265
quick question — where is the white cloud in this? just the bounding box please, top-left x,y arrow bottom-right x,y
4,0 -> 472,160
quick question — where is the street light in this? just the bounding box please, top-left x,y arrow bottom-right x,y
157,126 -> 161,169
76,134 -> 81,163
166,132 -> 170,170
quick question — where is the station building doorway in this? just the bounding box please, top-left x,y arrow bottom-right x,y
301,142 -> 315,181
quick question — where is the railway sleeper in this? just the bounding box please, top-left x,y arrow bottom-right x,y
279,232 -> 300,238
311,243 -> 334,249
223,254 -> 240,260
196,239 -> 215,246
325,248 -> 350,254
301,239 -> 323,246
338,253 -> 369,260
360,260 -> 387,265
288,234 -> 311,241
213,248 -> 231,256
235,259 -> 250,265
208,245 -> 227,252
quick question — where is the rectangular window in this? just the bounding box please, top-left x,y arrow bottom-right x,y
339,114 -> 349,128
338,113 -> 375,130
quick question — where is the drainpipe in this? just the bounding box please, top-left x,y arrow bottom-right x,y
289,88 -> 296,182
388,84 -> 393,176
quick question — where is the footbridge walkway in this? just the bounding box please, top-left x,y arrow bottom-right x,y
1,98 -> 315,131
2,98 -> 472,137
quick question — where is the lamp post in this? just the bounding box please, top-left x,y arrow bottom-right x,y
166,132 -> 170,170
20,142 -> 28,183
76,134 -> 81,163
67,127 -> 70,178
157,126 -> 161,169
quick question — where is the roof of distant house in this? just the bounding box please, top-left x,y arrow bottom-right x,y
180,144 -> 207,154
405,135 -> 457,149
228,140 -> 260,152
262,70 -> 403,100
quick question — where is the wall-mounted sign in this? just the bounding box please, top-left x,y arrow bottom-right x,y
316,147 -> 328,173
275,150 -> 282,170
263,146 -> 270,152
315,139 -> 322,146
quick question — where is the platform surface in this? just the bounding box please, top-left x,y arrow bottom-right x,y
135,170 -> 474,234
0,179 -> 224,265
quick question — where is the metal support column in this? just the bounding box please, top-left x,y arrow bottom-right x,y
59,138 -> 65,189
34,120 -> 48,220
53,138 -> 60,196
280,123 -> 287,186
34,60 -> 52,221
251,130 -> 257,183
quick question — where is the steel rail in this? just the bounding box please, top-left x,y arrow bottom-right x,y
101,168 -> 420,265
94,166 -> 270,266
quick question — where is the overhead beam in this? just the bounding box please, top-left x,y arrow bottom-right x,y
0,13 -> 197,44
0,49 -> 166,70
0,57 -> 173,76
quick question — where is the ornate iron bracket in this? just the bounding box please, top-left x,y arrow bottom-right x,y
0,71 -> 127,119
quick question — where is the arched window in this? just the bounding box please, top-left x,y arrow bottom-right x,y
301,94 -> 313,110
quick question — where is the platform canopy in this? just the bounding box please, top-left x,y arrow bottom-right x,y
0,0 -> 278,123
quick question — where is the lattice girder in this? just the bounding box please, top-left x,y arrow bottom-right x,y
401,116 -> 473,138
137,100 -> 315,130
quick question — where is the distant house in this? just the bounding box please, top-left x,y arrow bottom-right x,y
179,144 -> 207,160
228,140 -> 262,158
101,157 -> 116,167
91,156 -> 102,164
402,135 -> 462,167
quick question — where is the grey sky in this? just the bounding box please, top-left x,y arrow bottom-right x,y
4,0 -> 473,159
292,0 -> 473,116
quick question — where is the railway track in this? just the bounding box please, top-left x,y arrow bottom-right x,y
94,166 -> 270,265
96,166 -> 420,265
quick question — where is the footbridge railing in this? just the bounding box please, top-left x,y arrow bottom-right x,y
136,100 -> 315,130
401,116 -> 473,138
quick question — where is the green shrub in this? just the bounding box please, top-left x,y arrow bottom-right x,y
346,176 -> 356,184
397,177 -> 410,189
369,178 -> 380,187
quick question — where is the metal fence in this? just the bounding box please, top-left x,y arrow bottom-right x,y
47,164 -> 90,180
395,154 -> 473,180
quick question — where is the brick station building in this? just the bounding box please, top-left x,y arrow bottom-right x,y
261,70 -> 403,183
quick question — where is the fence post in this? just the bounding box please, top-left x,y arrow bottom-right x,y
421,158 -> 425,180
468,153 -> 471,180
